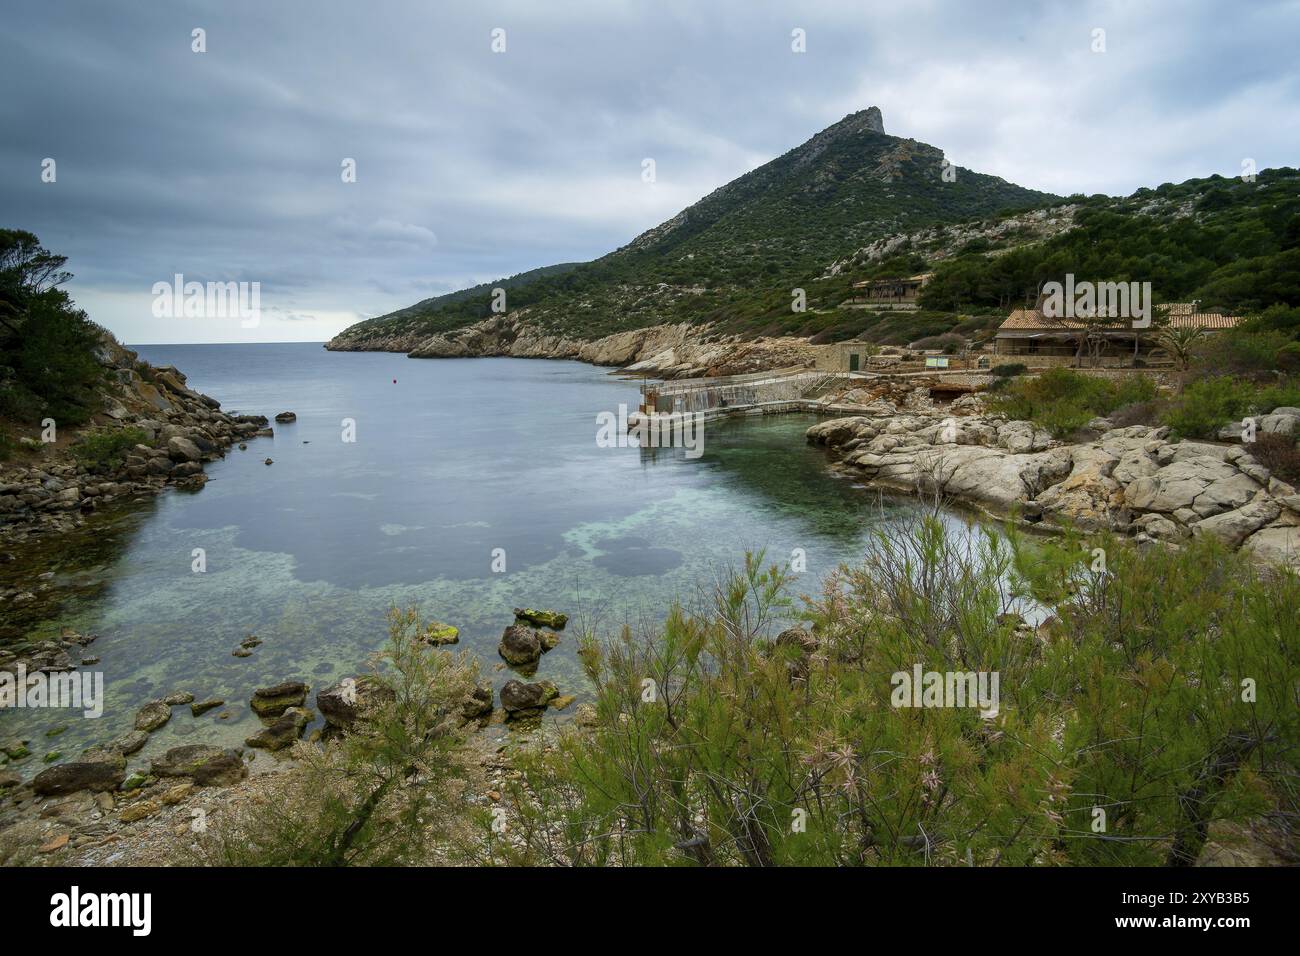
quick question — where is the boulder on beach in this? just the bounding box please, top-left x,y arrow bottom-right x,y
32,751 -> 127,796
150,744 -> 246,786
245,708 -> 311,751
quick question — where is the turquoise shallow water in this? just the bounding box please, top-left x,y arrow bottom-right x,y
1,344 -> 978,777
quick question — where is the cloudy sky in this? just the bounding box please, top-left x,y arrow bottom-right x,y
2,0 -> 1297,344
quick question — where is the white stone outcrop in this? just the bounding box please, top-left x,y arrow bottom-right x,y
807,406 -> 1299,567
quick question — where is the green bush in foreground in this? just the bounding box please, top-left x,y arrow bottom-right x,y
190,608 -> 483,866
495,522 -> 1297,867
200,522 -> 1298,867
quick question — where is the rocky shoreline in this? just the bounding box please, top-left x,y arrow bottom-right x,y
805,384 -> 1300,566
0,604 -> 587,866
0,339 -> 273,674
0,338 -> 269,552
326,313 -> 821,380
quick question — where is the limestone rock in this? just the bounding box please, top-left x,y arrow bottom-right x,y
166,436 -> 202,463
151,744 -> 246,786
1193,500 -> 1283,548
32,752 -> 127,795
250,681 -> 308,717
500,679 -> 558,719
498,624 -> 543,668
245,707 -> 310,751
133,699 -> 171,733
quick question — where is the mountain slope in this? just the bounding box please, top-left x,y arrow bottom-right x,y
329,108 -> 1057,350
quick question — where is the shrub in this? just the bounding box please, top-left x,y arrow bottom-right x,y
1249,432 -> 1300,484
987,368 -> 1157,438
1192,329 -> 1291,378
190,608 -> 482,866
1163,376 -> 1251,438
1162,375 -> 1300,439
990,363 -> 1027,378
1107,398 -> 1167,428
911,332 -> 966,352
1278,342 -> 1300,373
71,427 -> 149,473
493,525 -> 1299,867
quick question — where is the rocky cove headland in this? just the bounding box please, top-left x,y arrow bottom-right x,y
326,313 -> 821,380
804,381 -> 1300,567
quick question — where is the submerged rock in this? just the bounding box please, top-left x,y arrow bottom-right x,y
133,699 -> 171,733
250,681 -> 308,717
190,698 -> 224,717
109,730 -> 150,756
498,624 -> 543,668
500,679 -> 558,719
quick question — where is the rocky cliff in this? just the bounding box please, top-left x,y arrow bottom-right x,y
0,336 -> 269,551
330,313 -> 823,379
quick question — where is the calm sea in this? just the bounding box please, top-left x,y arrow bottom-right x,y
2,343 -> 968,774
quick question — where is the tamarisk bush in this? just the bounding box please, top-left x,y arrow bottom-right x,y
498,518 -> 1297,866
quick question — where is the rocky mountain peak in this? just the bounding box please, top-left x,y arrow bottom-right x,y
827,106 -> 884,137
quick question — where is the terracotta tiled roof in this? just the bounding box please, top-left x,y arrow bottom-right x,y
997,308 -> 1242,333
998,309 -> 1083,330
1164,312 -> 1242,329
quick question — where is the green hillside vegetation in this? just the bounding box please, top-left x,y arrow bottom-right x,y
331,110 -> 1055,346
919,168 -> 1300,314
336,113 -> 1298,354
338,261 -> 583,342
0,230 -> 108,457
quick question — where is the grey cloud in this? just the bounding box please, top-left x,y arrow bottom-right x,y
0,0 -> 1295,343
